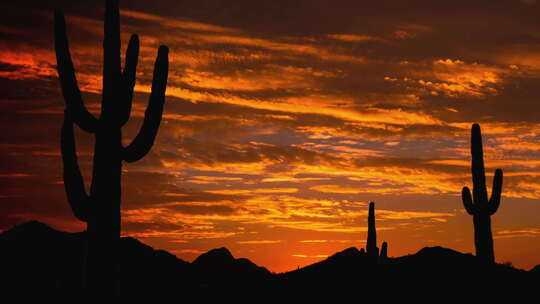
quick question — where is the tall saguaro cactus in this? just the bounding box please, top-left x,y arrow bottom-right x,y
461,124 -> 503,264
366,202 -> 379,262
55,0 -> 169,296
365,202 -> 388,264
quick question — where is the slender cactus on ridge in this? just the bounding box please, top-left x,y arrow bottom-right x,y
365,202 -> 388,264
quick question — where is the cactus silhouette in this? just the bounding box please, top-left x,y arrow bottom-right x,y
461,123 -> 503,264
366,202 -> 379,263
365,202 -> 388,264
380,241 -> 388,262
55,0 -> 169,296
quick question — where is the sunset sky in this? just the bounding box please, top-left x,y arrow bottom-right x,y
1,0 -> 540,273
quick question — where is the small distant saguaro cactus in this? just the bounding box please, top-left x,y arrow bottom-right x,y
380,241 -> 388,262
461,124 -> 503,264
55,0 -> 169,296
366,202 -> 379,262
365,202 -> 388,264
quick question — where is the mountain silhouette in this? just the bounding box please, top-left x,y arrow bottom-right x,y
1,221 -> 538,299
0,221 -> 269,299
193,247 -> 271,282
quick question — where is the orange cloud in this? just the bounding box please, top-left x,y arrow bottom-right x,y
237,240 -> 282,244
327,34 -> 381,42
494,228 -> 540,239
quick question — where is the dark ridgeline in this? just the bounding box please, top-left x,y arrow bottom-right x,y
0,221 -> 537,298
461,123 -> 503,264
0,222 -> 273,300
55,0 -> 168,297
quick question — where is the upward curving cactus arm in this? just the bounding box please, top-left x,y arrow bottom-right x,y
123,46 -> 169,163
487,168 -> 503,215
54,10 -> 99,134
380,241 -> 388,261
61,112 -> 90,222
461,186 -> 475,215
119,34 -> 140,126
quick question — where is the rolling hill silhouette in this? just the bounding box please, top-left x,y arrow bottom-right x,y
1,221 -> 538,299
0,221 -> 273,299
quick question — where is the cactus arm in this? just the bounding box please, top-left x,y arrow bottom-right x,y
461,186 -> 475,215
61,113 -> 90,222
54,9 -> 98,133
380,242 -> 388,260
119,34 -> 140,126
471,123 -> 488,204
487,169 -> 503,215
123,46 -> 169,163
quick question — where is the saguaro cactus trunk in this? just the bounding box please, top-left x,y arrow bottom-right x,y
55,0 -> 169,296
366,202 -> 379,263
364,202 -> 389,264
461,124 -> 503,264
